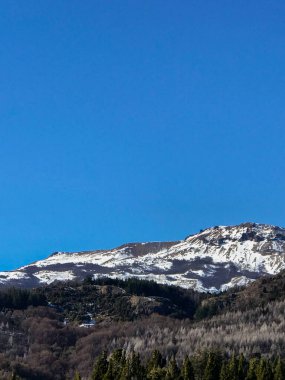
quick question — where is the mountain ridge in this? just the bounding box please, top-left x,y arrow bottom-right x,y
1,222 -> 285,292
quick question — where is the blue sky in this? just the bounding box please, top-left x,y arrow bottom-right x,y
1,1 -> 285,270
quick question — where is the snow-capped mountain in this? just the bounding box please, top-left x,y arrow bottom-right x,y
1,223 -> 285,292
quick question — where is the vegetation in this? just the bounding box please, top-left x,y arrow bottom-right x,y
0,287 -> 46,309
3,348 -> 285,379
35,277 -> 206,322
0,272 -> 285,378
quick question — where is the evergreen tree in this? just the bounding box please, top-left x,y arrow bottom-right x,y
131,351 -> 146,380
203,352 -> 222,380
103,349 -> 126,380
228,354 -> 239,380
148,350 -> 165,371
147,367 -> 167,380
165,356 -> 180,380
237,353 -> 246,380
119,351 -> 145,380
219,362 -> 231,380
256,358 -> 273,380
181,356 -> 195,380
193,352 -> 208,380
274,357 -> 285,380
92,350 -> 108,380
103,367 -> 113,380
246,358 -> 259,380
73,370 -> 81,380
119,356 -> 132,380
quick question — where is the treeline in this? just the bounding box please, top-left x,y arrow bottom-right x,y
6,348 -> 285,380
73,348 -> 285,380
0,287 -> 46,309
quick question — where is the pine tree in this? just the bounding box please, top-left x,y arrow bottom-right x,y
237,353 -> 246,380
103,349 -> 126,380
119,351 -> 145,380
73,370 -> 81,380
219,362 -> 231,380
92,350 -> 108,380
274,357 -> 285,380
119,356 -> 132,380
181,356 -> 195,380
129,351 -> 146,380
147,367 -> 167,380
103,367 -> 113,380
148,350 -> 165,372
165,356 -> 180,380
246,358 -> 259,380
256,358 -> 273,380
203,352 -> 222,380
227,354 -> 239,380
193,352 -> 208,380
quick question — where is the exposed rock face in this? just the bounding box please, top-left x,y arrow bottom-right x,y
1,223 -> 285,292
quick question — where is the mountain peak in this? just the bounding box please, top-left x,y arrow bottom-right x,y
1,222 -> 285,292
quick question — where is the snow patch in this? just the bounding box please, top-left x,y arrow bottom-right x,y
33,270 -> 76,284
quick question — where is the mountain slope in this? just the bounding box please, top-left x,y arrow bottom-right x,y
1,272 -> 285,379
1,222 -> 285,292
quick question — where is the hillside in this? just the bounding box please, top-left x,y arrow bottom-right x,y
1,272 -> 285,378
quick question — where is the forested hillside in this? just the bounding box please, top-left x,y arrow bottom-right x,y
0,272 -> 285,379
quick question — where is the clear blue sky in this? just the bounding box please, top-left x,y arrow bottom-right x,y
1,1 -> 285,270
